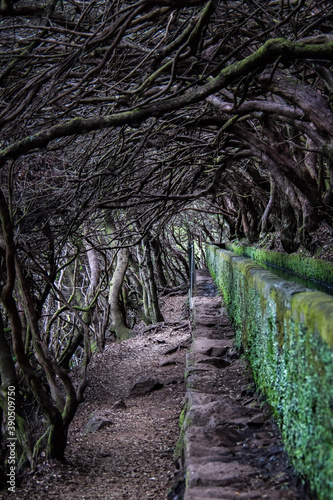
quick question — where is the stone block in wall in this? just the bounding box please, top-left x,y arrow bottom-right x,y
206,243 -> 333,500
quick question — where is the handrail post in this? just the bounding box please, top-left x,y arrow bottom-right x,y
188,240 -> 196,309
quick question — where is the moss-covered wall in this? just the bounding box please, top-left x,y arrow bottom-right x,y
226,242 -> 333,286
206,244 -> 333,500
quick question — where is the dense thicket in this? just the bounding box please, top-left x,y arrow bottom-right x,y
0,0 -> 333,476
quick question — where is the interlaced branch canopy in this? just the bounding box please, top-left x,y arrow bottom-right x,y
0,0 -> 333,468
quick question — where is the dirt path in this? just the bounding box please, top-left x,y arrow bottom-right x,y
6,296 -> 189,499
3,287 -> 312,499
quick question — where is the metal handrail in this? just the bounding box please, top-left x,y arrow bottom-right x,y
188,241 -> 196,308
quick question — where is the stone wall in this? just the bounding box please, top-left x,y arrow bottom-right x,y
225,242 -> 333,287
206,244 -> 333,500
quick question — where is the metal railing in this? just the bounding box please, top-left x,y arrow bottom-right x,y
188,241 -> 196,308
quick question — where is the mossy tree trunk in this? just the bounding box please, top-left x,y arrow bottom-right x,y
261,178 -> 276,235
0,311 -> 33,468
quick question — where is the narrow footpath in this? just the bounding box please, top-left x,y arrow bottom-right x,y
6,296 -> 190,499
6,272 -> 312,499
182,270 -> 311,500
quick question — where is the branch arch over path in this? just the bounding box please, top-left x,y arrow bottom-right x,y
1,37 -> 333,164
1,0 -> 333,467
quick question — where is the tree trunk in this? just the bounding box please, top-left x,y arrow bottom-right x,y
0,189 -> 67,461
108,247 -> 131,339
236,195 -> 251,241
84,227 -> 109,351
150,236 -> 168,290
261,178 -> 276,235
279,196 -> 300,253
0,313 -> 17,389
135,240 -> 153,323
0,311 -> 33,469
59,330 -> 83,370
145,238 -> 164,323
16,261 -> 78,441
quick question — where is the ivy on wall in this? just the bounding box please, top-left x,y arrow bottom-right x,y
206,244 -> 333,500
226,243 -> 333,287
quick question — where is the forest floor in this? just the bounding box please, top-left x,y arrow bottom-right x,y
4,291 -> 312,499
4,295 -> 190,499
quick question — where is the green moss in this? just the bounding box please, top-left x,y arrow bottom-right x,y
226,243 -> 333,287
279,317 -> 333,497
206,243 -> 333,500
291,292 -> 333,347
174,402 -> 189,460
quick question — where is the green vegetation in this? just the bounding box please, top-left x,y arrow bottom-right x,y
174,402 -> 188,461
206,244 -> 333,500
226,243 -> 333,286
